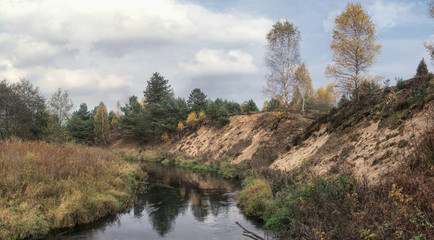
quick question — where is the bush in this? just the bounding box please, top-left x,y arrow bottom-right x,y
396,77 -> 406,90
261,176 -> 356,238
237,177 -> 272,217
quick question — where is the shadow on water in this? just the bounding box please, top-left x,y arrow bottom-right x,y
48,163 -> 265,240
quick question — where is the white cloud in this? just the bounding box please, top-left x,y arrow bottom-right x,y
180,49 -> 258,77
98,74 -> 131,89
368,1 -> 415,29
0,0 -> 272,49
322,10 -> 340,33
0,0 -> 272,108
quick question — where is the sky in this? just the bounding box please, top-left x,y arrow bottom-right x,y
0,0 -> 432,111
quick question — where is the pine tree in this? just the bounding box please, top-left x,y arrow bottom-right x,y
66,103 -> 94,144
94,102 -> 110,145
242,99 -> 259,113
416,58 -> 429,76
119,96 -> 152,143
144,72 -> 173,105
187,88 -> 207,112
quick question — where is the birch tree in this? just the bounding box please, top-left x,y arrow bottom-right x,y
325,3 -> 381,101
294,62 -> 313,112
48,88 -> 73,126
263,20 -> 301,108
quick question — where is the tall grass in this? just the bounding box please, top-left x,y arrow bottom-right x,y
0,138 -> 144,240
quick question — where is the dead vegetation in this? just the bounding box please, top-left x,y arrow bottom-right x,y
0,138 -> 144,239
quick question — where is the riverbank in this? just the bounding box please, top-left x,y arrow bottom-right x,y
120,135 -> 434,239
0,138 -> 146,240
116,146 -> 248,180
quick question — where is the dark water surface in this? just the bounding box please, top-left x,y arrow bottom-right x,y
48,163 -> 265,240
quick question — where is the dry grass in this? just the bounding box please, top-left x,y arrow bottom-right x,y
0,138 -> 144,240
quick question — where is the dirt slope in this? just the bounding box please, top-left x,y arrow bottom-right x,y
173,112 -> 312,163
172,76 -> 434,184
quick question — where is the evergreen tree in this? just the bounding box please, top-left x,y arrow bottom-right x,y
242,99 -> 259,113
338,95 -> 349,107
416,58 -> 429,76
224,101 -> 241,115
149,97 -> 189,138
94,102 -> 110,145
66,103 -> 94,144
144,72 -> 173,104
267,98 -> 284,111
119,96 -> 152,143
187,88 -> 207,112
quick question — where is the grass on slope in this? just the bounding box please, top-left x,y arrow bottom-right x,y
0,138 -> 145,240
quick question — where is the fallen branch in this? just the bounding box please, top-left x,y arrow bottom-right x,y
236,221 -> 265,240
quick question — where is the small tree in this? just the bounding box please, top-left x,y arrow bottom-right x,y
266,98 -> 284,112
66,103 -> 94,144
294,62 -> 313,112
416,58 -> 429,76
111,116 -> 119,129
48,88 -> 73,126
242,99 -> 259,113
186,112 -> 198,125
94,102 -> 110,145
119,96 -> 152,143
187,88 -> 207,112
325,3 -> 382,101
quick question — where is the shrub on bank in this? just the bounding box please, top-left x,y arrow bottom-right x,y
237,177 -> 272,217
0,138 -> 144,240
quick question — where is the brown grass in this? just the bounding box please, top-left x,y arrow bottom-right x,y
0,138 -> 144,240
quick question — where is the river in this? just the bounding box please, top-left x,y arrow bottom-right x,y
47,163 -> 266,240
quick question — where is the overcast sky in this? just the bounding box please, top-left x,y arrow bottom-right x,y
0,0 -> 432,111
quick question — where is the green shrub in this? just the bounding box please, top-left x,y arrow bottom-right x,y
237,177 -> 272,217
396,78 -> 406,90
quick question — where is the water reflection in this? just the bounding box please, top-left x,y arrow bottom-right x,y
49,163 -> 263,240
139,163 -> 238,236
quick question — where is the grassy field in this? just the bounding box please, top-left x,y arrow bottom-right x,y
0,138 -> 145,240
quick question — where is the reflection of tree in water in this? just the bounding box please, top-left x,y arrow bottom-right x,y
138,185 -> 189,237
208,194 -> 230,217
135,164 -> 236,237
189,189 -> 209,222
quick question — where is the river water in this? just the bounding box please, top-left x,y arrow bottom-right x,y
48,163 -> 265,240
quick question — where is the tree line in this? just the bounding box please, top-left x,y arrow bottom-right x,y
0,72 -> 261,145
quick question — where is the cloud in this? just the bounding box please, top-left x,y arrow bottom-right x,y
322,10 -> 340,33
368,1 -> 415,29
98,74 -> 132,89
180,49 -> 258,77
0,0 -> 273,109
